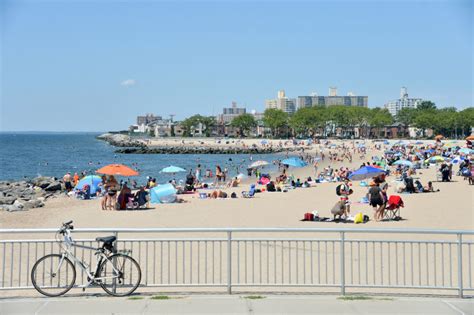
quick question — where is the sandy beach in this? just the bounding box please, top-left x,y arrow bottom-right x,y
1,139 -> 472,231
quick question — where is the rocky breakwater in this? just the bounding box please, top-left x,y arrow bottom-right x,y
96,133 -> 146,148
115,146 -> 298,154
0,177 -> 63,212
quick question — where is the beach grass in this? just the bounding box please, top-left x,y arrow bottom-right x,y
150,295 -> 171,300
127,296 -> 144,300
338,295 -> 372,301
243,295 -> 266,300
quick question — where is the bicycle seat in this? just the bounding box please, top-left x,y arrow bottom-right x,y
95,236 -> 116,244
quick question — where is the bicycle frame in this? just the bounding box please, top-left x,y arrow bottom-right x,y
57,229 -> 121,288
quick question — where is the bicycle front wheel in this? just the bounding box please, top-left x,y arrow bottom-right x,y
98,254 -> 141,296
31,254 -> 76,297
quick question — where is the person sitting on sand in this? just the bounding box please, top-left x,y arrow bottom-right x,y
227,177 -> 240,188
117,183 -> 132,210
134,186 -> 149,208
208,190 -> 228,199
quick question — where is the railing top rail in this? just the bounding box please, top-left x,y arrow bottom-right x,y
0,227 -> 473,235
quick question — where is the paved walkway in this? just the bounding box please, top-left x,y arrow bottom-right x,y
0,295 -> 472,315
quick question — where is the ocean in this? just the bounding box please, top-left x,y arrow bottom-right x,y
0,133 -> 279,184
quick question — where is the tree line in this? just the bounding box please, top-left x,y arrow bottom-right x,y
178,101 -> 473,139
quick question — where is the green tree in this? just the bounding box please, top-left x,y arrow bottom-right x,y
230,114 -> 256,137
262,108 -> 288,138
180,115 -> 215,137
289,107 -> 318,136
369,108 -> 393,138
417,101 -> 437,111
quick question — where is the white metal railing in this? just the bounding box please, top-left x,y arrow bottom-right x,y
0,228 -> 473,297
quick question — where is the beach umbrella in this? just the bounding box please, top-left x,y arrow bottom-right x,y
75,175 -> 102,195
281,157 -> 308,167
96,164 -> 139,176
458,148 -> 474,155
160,165 -> 186,173
424,156 -> 445,164
435,135 -> 444,140
450,156 -> 463,164
393,160 -> 413,167
383,140 -> 390,145
415,141 -> 423,145
466,135 -> 474,141
260,140 -> 268,145
348,166 -> 385,181
443,142 -> 458,148
249,160 -> 269,168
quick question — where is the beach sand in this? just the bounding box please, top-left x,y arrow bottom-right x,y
1,140 -> 472,231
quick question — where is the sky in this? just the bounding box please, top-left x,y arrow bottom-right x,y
0,0 -> 472,132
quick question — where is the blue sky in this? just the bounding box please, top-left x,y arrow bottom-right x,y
1,0 -> 472,132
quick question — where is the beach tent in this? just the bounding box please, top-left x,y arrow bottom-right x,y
75,175 -> 102,195
150,184 -> 177,204
349,166 -> 385,181
466,135 -> 474,141
281,157 -> 308,167
393,160 -> 413,167
160,166 -> 186,173
96,164 -> 139,176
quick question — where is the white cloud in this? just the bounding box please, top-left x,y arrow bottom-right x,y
120,79 -> 136,87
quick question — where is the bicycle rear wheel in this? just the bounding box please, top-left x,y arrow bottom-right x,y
98,253 -> 141,296
31,254 -> 76,297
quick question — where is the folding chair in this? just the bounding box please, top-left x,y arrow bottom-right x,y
384,195 -> 404,220
242,184 -> 256,198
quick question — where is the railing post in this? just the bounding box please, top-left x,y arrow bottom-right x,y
227,231 -> 232,294
457,233 -> 463,298
340,231 -> 345,295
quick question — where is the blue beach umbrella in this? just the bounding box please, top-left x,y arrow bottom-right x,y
75,175 -> 102,195
281,157 -> 308,167
160,166 -> 186,173
393,160 -> 413,167
458,148 -> 474,155
349,166 -> 385,181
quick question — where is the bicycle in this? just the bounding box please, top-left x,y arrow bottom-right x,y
31,221 -> 141,297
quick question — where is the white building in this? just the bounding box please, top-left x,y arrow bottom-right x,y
384,87 -> 423,116
265,90 -> 296,114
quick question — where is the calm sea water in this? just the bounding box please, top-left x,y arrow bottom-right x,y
0,133 -> 279,184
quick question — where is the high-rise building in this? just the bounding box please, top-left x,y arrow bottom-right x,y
296,88 -> 368,109
265,90 -> 296,114
384,87 -> 422,116
218,102 -> 247,123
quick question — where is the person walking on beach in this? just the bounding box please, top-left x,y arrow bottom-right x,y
336,178 -> 352,217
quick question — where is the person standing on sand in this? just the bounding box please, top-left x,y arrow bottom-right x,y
73,172 -> 79,186
195,164 -> 201,183
63,172 -> 73,192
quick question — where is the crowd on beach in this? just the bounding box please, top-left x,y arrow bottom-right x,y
60,136 -> 473,222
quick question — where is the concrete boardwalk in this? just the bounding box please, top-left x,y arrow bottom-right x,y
0,295 -> 473,315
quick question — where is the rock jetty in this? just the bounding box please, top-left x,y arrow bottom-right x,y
0,177 -> 64,212
115,146 -> 297,154
96,133 -> 146,148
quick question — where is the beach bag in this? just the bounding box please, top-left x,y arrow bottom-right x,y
302,213 -> 314,221
231,192 -> 237,198
354,212 -> 363,224
363,215 -> 370,223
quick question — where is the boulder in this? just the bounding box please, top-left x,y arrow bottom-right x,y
23,199 -> 44,209
44,182 -> 62,192
0,196 -> 16,205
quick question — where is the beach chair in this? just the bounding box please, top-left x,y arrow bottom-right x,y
384,195 -> 404,220
242,184 -> 256,198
